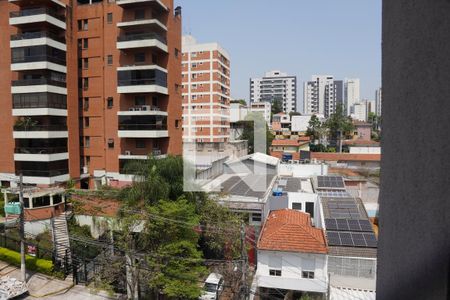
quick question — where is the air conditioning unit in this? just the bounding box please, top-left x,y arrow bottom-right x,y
142,105 -> 151,111
129,108 -> 135,111
83,166 -> 88,174
135,107 -> 142,111
125,150 -> 131,155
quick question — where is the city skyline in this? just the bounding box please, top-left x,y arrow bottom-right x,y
176,0 -> 382,106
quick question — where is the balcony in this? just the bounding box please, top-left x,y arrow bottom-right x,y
118,106 -> 168,116
117,68 -> 167,94
11,54 -> 67,73
119,149 -> 166,160
118,115 -> 168,138
117,17 -> 167,32
117,32 -> 167,52
11,78 -> 67,95
11,31 -> 66,51
9,8 -> 66,30
116,0 -> 168,11
13,92 -> 67,116
14,147 -> 69,162
15,159 -> 69,184
13,124 -> 68,139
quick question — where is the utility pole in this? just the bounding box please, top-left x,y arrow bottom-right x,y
18,174 -> 26,282
240,223 -> 248,300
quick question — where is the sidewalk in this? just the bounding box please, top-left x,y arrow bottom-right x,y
0,261 -> 119,299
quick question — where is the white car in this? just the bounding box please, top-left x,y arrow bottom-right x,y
199,273 -> 224,300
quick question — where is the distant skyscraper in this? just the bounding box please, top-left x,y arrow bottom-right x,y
375,87 -> 382,116
351,102 -> 368,121
250,70 -> 297,113
345,78 -> 361,115
303,75 -> 342,118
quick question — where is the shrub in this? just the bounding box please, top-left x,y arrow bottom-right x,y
0,247 -> 54,276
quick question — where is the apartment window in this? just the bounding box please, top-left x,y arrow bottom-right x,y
135,96 -> 146,106
192,74 -> 197,79
302,271 -> 315,279
134,9 -> 145,20
83,38 -> 88,49
135,52 -> 145,63
84,117 -> 90,128
152,54 -> 157,64
191,52 -> 197,58
302,258 -> 315,279
153,140 -> 159,148
107,55 -> 113,65
251,213 -> 262,222
78,19 -> 88,31
305,202 -> 314,218
83,58 -> 88,69
136,140 -> 145,149
107,97 -> 113,108
269,270 -> 282,276
107,13 -> 113,24
175,119 -> 180,128
83,78 -> 89,90
107,139 -> 114,149
84,136 -> 90,148
175,84 -> 180,93
292,203 -> 302,210
175,48 -> 180,58
83,98 -> 89,110
86,156 -> 90,167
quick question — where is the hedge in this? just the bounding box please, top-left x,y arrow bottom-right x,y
0,247 -> 54,276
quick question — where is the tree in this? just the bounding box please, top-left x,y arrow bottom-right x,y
324,105 -> 354,152
238,112 -> 274,154
271,98 -> 283,117
230,99 -> 247,106
306,115 -> 322,141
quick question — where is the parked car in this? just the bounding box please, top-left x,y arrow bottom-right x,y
199,273 -> 224,300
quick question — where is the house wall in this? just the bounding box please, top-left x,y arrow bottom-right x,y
278,164 -> 328,177
355,126 -> 371,141
256,250 -> 328,293
349,146 -> 381,154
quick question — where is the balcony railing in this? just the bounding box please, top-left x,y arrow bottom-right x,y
9,8 -> 65,22
12,78 -> 66,87
13,97 -> 67,110
15,147 -> 68,154
12,54 -> 66,65
118,78 -> 166,87
118,124 -> 167,131
15,169 -> 68,177
13,125 -> 68,131
117,32 -> 166,44
11,31 -> 65,43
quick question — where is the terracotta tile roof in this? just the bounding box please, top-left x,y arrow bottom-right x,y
272,138 -> 310,147
298,136 -> 311,142
311,152 -> 381,162
353,120 -> 372,127
343,139 -> 380,146
258,209 -> 328,254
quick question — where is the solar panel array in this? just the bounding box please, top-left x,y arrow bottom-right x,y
325,218 -> 373,232
317,190 -> 350,198
317,176 -> 345,189
327,199 -> 362,219
327,231 -> 378,248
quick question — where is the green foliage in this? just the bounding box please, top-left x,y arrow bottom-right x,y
0,198 -> 4,217
238,112 -> 274,154
14,117 -> 38,130
306,115 -> 323,141
230,99 -> 247,106
271,98 -> 283,117
324,104 -> 354,151
0,247 -> 54,276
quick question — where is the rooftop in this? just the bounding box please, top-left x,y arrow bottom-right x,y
258,209 -> 328,254
221,174 -> 275,199
311,153 -> 381,162
272,139 -> 310,147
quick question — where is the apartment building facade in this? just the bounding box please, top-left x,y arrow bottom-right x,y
250,70 -> 297,114
0,0 -> 182,189
344,78 -> 360,116
303,75 -> 343,118
181,35 -> 231,147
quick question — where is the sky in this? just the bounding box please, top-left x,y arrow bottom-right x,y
175,0 -> 382,108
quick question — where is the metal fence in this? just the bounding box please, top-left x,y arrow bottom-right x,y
0,233 -> 54,261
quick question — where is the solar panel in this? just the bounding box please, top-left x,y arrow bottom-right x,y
325,219 -> 374,233
317,190 -> 350,198
325,219 -> 338,230
327,231 -> 378,248
317,176 -> 345,189
336,219 -> 349,231
359,220 -> 373,231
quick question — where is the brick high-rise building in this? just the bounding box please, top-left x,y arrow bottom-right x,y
181,35 -> 230,147
0,0 -> 183,189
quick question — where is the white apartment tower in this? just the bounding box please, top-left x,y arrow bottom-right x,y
345,78 -> 361,115
182,36 -> 231,144
303,75 -> 344,118
375,87 -> 382,116
250,70 -> 297,113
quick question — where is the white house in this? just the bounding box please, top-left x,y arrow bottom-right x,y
256,209 -> 329,299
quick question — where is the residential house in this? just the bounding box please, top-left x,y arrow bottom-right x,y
256,209 -> 328,299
